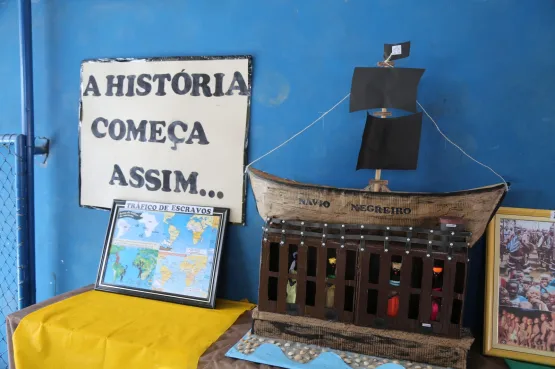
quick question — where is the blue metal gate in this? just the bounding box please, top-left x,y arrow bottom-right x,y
0,135 -> 32,367
0,1 -> 50,367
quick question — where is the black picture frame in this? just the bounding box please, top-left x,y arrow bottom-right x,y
78,55 -> 253,225
95,199 -> 229,308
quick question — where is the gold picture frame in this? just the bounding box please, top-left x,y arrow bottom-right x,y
485,207 -> 555,366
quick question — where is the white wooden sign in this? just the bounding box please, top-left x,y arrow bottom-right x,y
79,56 -> 252,223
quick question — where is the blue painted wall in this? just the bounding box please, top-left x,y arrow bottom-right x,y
1,0 -> 554,334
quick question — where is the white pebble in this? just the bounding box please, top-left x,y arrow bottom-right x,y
294,354 -> 302,361
258,338 -> 265,342
363,361 -> 369,366
345,359 -> 352,364
276,342 -> 281,346
355,358 -> 361,363
309,350 -> 316,355
287,351 -> 294,356
284,343 -> 291,347
300,350 -> 305,355
393,360 -> 399,364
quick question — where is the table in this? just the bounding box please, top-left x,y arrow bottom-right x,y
6,286 -> 509,369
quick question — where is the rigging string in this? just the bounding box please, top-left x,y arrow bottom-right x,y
244,93 -> 351,171
245,93 -> 509,191
416,101 -> 508,190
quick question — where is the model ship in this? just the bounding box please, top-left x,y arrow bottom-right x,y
245,42 -> 507,369
248,41 -> 506,247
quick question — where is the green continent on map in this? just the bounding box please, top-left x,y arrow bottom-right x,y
110,244 -> 125,255
110,244 -> 127,281
113,262 -> 126,281
180,255 -> 208,286
132,249 -> 158,280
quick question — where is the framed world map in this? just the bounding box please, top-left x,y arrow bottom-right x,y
95,200 -> 229,308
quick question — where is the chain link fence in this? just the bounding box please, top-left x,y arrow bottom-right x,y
0,135 -> 28,369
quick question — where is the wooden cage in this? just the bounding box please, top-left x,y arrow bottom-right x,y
258,218 -> 471,338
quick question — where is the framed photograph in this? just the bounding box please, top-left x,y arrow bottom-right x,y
95,200 -> 229,308
485,207 -> 555,366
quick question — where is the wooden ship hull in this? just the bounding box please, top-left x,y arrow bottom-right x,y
248,168 -> 506,246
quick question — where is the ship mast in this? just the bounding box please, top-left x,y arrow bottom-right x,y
369,107 -> 392,192
350,41 -> 424,193
368,54 -> 394,192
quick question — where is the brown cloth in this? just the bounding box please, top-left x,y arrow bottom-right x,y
6,286 -> 508,369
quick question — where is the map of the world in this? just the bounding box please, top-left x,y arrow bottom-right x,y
102,209 -> 220,299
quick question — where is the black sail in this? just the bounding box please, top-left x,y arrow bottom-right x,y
356,112 -> 423,170
349,67 -> 425,113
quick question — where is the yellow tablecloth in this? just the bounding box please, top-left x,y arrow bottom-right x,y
13,290 -> 254,369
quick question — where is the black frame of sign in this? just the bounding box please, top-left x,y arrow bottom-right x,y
95,199 -> 229,308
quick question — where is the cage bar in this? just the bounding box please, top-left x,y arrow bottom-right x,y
258,219 -> 470,338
